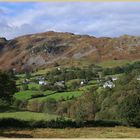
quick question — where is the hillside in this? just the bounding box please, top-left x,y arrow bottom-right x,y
0,31 -> 140,71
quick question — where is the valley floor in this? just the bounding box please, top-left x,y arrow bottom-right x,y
0,126 -> 140,138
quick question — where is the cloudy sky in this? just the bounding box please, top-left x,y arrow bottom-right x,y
0,2 -> 140,39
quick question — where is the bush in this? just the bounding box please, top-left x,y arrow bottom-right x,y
40,84 -> 53,91
27,100 -> 44,112
13,99 -> 22,108
67,79 -> 80,90
118,94 -> 140,127
31,93 -> 45,99
30,87 -> 38,91
0,71 -> 17,102
0,118 -> 121,128
43,98 -> 58,113
21,84 -> 29,91
0,99 -> 9,107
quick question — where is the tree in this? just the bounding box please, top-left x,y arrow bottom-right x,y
118,94 -> 140,127
0,71 -> 17,102
69,92 -> 96,121
68,79 -> 80,90
21,84 -> 29,91
44,98 -> 58,113
25,72 -> 31,79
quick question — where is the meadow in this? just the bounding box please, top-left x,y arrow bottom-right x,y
0,61 -> 140,138
0,111 -> 58,121
0,126 -> 140,138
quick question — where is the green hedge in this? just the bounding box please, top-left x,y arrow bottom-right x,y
0,118 -> 122,128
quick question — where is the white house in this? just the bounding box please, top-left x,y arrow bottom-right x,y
39,80 -> 47,85
12,68 -> 16,73
37,76 -> 45,81
80,81 -> 84,86
80,80 -> 88,86
103,81 -> 115,88
137,76 -> 140,81
55,81 -> 65,86
112,77 -> 118,81
22,79 -> 30,84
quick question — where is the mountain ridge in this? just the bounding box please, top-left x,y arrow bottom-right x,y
0,31 -> 140,72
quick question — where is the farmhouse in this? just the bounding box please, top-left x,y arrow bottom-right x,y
112,77 -> 118,81
22,79 -> 30,84
80,80 -> 88,86
103,81 -> 115,88
55,81 -> 65,86
137,76 -> 140,80
37,76 -> 45,81
39,80 -> 47,85
57,67 -> 61,71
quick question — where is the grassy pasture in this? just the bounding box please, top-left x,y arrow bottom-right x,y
28,83 -> 40,90
14,90 -> 54,100
1,126 -> 140,138
0,111 -> 58,121
79,85 -> 96,92
99,60 -> 131,68
29,91 -> 83,102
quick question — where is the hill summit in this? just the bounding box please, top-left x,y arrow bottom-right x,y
0,31 -> 140,71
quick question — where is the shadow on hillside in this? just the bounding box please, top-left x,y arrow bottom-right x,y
0,105 -> 21,113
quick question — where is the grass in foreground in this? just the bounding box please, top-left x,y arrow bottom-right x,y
0,126 -> 140,138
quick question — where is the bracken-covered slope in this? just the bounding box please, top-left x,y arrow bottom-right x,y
0,31 -> 140,71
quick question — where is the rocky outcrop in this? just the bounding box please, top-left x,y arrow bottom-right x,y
0,37 -> 7,50
0,31 -> 140,71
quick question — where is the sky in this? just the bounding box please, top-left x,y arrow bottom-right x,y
0,2 -> 140,39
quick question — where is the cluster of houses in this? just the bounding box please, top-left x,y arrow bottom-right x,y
103,77 -> 117,88
21,74 -> 140,90
38,79 -> 88,87
22,74 -> 89,88
103,75 -> 140,89
37,77 -> 47,85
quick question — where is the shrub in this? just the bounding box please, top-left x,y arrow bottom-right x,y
21,84 -> 29,91
67,79 -> 80,90
31,93 -> 45,99
0,71 -> 17,102
13,99 -> 22,108
118,94 -> 140,127
43,98 -> 58,113
30,87 -> 38,91
0,118 -> 121,128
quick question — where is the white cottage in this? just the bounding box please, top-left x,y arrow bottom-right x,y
112,77 -> 118,81
39,80 -> 47,85
137,76 -> 140,81
103,81 -> 115,88
80,80 -> 88,86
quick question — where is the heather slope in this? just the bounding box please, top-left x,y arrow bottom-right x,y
0,31 -> 140,71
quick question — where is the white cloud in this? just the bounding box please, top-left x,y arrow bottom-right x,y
0,2 -> 140,39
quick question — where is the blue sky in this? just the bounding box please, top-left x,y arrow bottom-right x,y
0,2 -> 140,39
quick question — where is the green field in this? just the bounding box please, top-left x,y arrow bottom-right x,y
0,111 -> 58,121
99,60 -> 131,68
32,68 -> 52,76
79,85 -> 96,92
28,83 -> 40,90
29,91 -> 83,102
14,90 -> 83,102
14,90 -> 55,100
